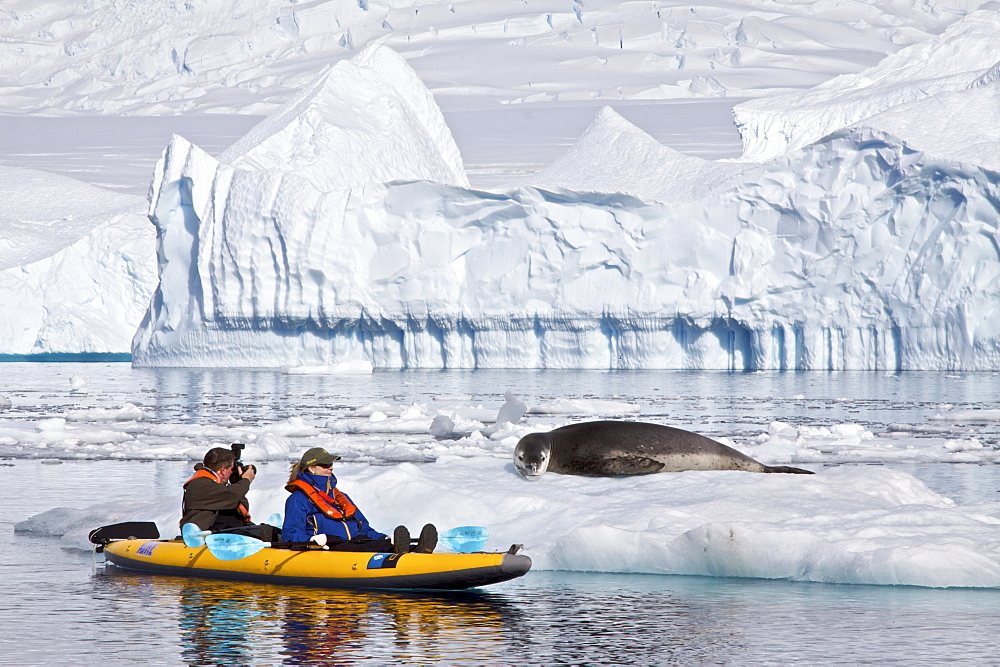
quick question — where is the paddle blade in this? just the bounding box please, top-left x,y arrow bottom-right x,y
204,533 -> 270,561
439,526 -> 489,553
181,523 -> 211,548
89,521 -> 159,545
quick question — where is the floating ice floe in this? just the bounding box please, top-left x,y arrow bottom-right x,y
18,458 -> 1000,589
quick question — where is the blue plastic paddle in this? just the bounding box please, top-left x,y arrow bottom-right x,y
202,525 -> 490,560
438,526 -> 489,553
181,522 -> 212,548
204,533 -> 276,560
183,512 -> 282,550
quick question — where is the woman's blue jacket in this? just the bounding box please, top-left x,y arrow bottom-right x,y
282,470 -> 386,543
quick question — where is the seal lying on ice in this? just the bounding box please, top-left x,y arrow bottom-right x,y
513,420 -> 813,479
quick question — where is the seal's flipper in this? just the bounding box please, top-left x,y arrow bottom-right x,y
764,465 -> 814,474
602,456 -> 666,475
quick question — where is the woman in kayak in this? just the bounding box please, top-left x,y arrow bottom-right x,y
284,447 -> 437,554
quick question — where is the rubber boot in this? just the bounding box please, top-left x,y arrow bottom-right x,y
413,523 -> 437,553
392,525 -> 410,555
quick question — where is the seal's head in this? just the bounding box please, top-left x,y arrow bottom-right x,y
514,432 -> 551,480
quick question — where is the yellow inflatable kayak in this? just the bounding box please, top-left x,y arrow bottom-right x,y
103,539 -> 531,590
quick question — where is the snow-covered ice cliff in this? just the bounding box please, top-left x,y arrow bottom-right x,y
133,44 -> 1000,370
0,167 -> 154,355
733,5 -> 1000,161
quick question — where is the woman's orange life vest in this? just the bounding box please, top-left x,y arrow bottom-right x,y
285,479 -> 358,521
184,468 -> 252,523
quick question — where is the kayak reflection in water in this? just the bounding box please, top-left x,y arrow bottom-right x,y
168,578 -> 521,665
283,447 -> 437,554
179,583 -> 259,666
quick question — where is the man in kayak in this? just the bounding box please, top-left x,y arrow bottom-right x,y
180,446 -> 276,540
284,447 -> 437,554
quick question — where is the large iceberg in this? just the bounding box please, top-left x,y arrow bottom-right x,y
133,42 -> 1000,370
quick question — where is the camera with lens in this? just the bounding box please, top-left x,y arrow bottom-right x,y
229,442 -> 257,484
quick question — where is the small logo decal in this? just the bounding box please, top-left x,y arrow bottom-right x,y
367,553 -> 401,569
136,542 -> 158,557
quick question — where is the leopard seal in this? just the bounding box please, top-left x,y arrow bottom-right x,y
514,420 -> 813,479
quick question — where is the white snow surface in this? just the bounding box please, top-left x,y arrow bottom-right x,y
0,0 -> 981,114
733,5 -> 1000,161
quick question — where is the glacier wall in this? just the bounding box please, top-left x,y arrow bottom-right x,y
133,122 -> 1000,370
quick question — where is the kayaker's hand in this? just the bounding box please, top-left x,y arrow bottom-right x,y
310,534 -> 328,547
239,465 -> 256,482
